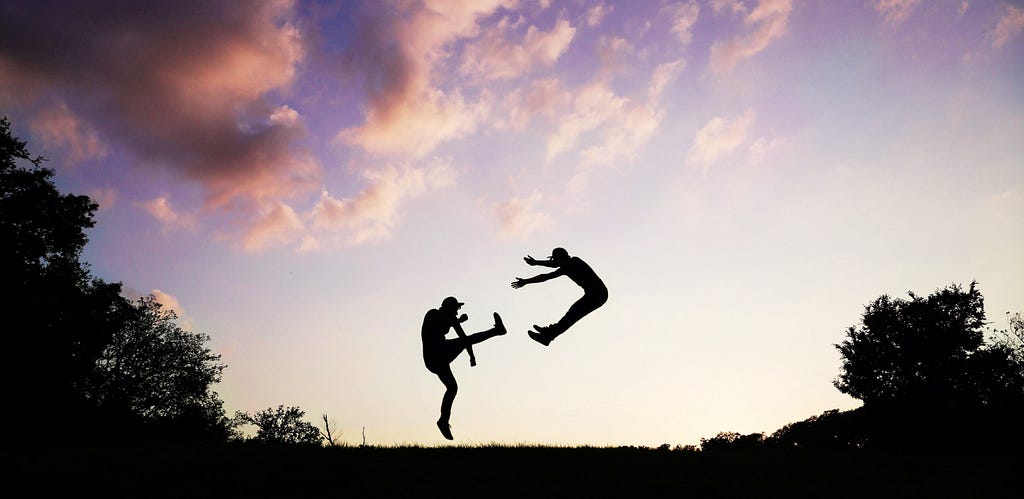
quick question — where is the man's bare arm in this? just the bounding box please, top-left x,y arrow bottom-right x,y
511,269 -> 564,289
452,315 -> 477,367
524,255 -> 559,267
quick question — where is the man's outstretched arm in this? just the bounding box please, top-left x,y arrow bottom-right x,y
511,269 -> 563,289
524,255 -> 559,268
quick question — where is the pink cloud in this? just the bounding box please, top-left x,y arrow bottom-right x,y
138,196 -> 198,232
586,3 -> 614,28
242,201 -> 305,252
596,36 -> 635,76
546,83 -> 628,162
304,161 -> 457,249
872,0 -> 922,28
460,17 -> 577,81
496,77 -> 572,131
993,4 -> 1024,48
578,104 -> 660,172
338,0 -> 516,158
686,109 -> 756,169
494,191 -> 552,239
150,289 -> 195,330
28,103 -> 107,165
709,0 -> 794,74
712,0 -> 747,15
665,1 -> 701,45
0,0 -> 314,226
87,188 -> 118,211
648,59 -> 687,101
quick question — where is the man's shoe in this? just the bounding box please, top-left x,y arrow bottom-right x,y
528,330 -> 552,346
437,420 -> 454,440
493,312 -> 507,335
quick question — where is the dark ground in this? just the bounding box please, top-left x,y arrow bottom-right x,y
3,444 -> 1017,497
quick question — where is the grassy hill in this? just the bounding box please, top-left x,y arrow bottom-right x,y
4,444 -> 1015,497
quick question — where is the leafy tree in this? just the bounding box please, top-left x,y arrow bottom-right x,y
766,409 -> 866,449
1,115 -> 130,442
699,431 -> 764,451
237,405 -> 323,446
834,282 -> 989,407
84,295 -> 233,442
832,283 -> 1024,448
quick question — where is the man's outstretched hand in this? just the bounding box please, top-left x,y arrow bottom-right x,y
511,278 -> 527,289
524,255 -> 540,266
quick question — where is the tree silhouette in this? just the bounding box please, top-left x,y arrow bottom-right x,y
834,282 -> 988,407
237,405 -> 323,446
84,295 -> 233,442
832,283 -> 1024,448
1,116 -> 130,443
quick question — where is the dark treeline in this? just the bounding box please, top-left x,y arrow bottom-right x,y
701,283 -> 1024,451
1,116 -> 325,447
3,114 -> 1022,452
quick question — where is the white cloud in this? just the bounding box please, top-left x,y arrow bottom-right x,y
648,59 -> 686,101
686,109 -> 756,169
460,17 -> 577,81
709,0 -> 793,74
872,0 -> 922,28
578,103 -> 661,170
546,83 -> 627,162
338,88 -> 489,159
993,4 -> 1024,48
748,136 -> 785,164
496,77 -> 572,131
304,160 -> 457,249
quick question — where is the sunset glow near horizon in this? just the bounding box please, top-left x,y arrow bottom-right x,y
2,0 -> 1023,446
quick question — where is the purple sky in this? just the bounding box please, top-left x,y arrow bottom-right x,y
2,0 -> 1023,445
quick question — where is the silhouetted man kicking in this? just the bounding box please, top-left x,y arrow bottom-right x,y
511,247 -> 608,346
422,296 -> 506,440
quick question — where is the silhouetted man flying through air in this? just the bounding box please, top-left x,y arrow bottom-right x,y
512,247 -> 608,346
421,296 -> 506,440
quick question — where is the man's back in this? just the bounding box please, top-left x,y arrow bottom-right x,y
563,256 -> 605,292
421,308 -> 448,347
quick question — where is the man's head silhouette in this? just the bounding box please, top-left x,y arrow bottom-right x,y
441,296 -> 464,314
551,247 -> 569,264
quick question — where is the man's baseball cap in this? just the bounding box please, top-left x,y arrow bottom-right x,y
442,296 -> 464,308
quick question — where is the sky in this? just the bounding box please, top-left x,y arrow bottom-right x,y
2,0 -> 1023,446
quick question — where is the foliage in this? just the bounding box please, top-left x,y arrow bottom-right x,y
699,431 -> 765,451
1,115 -> 131,441
833,282 -> 1024,408
84,295 -> 233,441
236,405 -> 324,446
766,409 -> 867,449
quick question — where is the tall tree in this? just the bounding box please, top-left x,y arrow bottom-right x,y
85,295 -> 233,442
1,116 -> 130,442
834,282 -> 988,408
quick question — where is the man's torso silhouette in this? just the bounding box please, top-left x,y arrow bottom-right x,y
561,256 -> 607,295
421,308 -> 459,372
